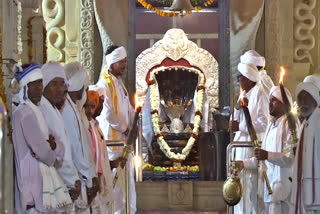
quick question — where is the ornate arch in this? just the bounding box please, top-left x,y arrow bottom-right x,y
136,28 -> 219,109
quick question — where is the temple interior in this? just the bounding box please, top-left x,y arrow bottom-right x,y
0,0 -> 319,213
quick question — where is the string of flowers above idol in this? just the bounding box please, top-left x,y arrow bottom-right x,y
148,66 -> 205,161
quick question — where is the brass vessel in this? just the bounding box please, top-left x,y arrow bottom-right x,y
222,173 -> 242,206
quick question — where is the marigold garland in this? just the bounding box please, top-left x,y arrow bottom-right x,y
138,0 -> 216,17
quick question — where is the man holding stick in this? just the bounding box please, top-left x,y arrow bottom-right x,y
236,86 -> 298,213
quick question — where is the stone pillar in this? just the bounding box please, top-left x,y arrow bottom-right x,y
1,0 -> 20,213
79,0 -> 94,81
21,2 -> 45,64
93,0 -> 130,87
42,0 -> 66,63
65,0 -> 80,63
128,0 -> 136,100
265,0 -> 312,94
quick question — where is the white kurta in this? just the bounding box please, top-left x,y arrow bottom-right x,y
233,83 -> 269,214
291,109 -> 320,214
243,115 -> 296,214
96,74 -> 135,140
96,73 -> 136,214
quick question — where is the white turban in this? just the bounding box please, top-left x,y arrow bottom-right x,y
296,75 -> 320,105
64,62 -> 89,92
238,62 -> 260,82
105,46 -> 127,71
269,85 -> 293,106
240,50 -> 265,67
88,85 -> 106,97
14,63 -> 43,104
42,61 -> 68,89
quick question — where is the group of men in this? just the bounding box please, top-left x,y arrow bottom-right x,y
12,46 -> 136,214
231,50 -> 320,214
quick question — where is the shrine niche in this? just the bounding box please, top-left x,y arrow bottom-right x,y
136,28 -> 219,110
136,28 -> 219,176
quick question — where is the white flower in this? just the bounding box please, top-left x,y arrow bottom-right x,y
148,68 -> 205,161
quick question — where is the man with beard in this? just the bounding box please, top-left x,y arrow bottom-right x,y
39,61 -> 81,206
291,75 -> 320,214
96,45 -> 136,214
230,57 -> 269,214
12,63 -> 70,213
62,62 -> 99,213
236,86 -> 298,213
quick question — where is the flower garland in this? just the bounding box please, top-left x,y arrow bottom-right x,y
148,66 -> 205,160
17,1 -> 23,59
138,0 -> 216,16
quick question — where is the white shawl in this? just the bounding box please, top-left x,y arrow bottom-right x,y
26,100 -> 72,210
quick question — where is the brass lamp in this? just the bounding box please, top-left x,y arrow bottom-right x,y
169,0 -> 194,12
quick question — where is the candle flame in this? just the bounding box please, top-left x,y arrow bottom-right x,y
279,66 -> 286,84
134,94 -> 144,111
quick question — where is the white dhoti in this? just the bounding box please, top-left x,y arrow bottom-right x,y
108,146 -> 136,214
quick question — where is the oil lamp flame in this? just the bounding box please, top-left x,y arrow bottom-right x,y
279,66 -> 286,84
135,94 -> 144,112
239,88 -> 244,106
291,106 -> 298,115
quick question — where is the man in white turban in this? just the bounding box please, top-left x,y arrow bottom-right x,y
12,63 -> 71,213
62,62 -> 99,214
40,61 -> 82,208
291,75 -> 320,214
240,50 -> 274,95
96,45 -> 136,214
231,53 -> 270,214
236,85 -> 298,214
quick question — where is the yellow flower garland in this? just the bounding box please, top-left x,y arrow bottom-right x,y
138,0 -> 216,17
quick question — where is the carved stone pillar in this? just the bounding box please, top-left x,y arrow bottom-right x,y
65,0 -> 80,62
42,0 -> 66,63
1,0 -> 20,213
79,0 -> 94,80
21,0 -> 45,64
265,0 -> 297,93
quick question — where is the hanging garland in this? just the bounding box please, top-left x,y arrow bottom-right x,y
137,0 -> 216,16
148,66 -> 205,161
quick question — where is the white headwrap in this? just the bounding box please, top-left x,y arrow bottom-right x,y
64,62 -> 89,92
240,50 -> 265,67
15,63 -> 72,208
239,50 -> 274,94
269,85 -> 293,106
88,85 -> 106,97
105,46 -> 127,71
296,75 -> 320,105
42,61 -> 68,89
238,62 -> 261,82
14,64 -> 43,104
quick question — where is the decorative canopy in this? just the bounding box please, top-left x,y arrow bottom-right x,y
136,28 -> 219,109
